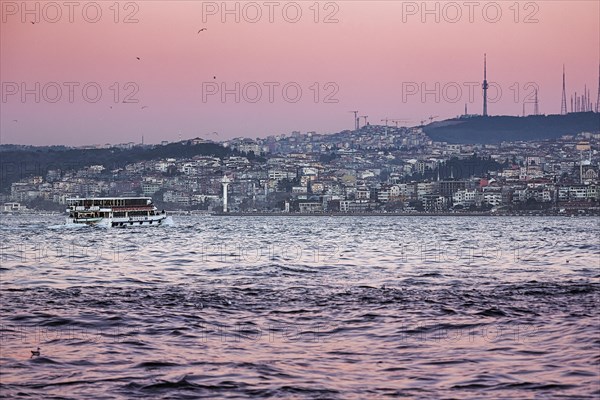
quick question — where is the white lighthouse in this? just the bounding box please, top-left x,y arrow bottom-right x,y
221,175 -> 231,212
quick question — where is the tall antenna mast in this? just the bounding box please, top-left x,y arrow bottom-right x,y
482,54 -> 489,116
596,63 -> 600,112
561,65 -> 567,115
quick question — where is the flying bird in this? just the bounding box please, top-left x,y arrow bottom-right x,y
197,28 -> 207,33
141,106 -> 149,109
213,76 -> 216,79
12,119 -> 18,122
136,57 -> 141,60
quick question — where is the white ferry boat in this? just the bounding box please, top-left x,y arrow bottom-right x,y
66,197 -> 171,227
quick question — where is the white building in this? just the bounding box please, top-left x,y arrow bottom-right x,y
453,189 -> 478,206
2,202 -> 27,213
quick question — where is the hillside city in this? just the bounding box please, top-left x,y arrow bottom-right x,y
3,122 -> 600,215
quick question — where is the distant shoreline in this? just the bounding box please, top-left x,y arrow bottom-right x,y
213,212 -> 490,217
209,212 -> 597,217
2,211 -> 596,217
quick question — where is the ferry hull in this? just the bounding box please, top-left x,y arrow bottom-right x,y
66,215 -> 171,227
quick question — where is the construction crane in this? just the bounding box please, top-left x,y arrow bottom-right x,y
428,115 -> 439,123
391,119 -> 410,128
349,111 -> 359,130
360,115 -> 368,126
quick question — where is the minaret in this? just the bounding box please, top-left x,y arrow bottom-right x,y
221,176 -> 231,213
580,151 -> 584,184
482,54 -> 489,117
561,65 -> 567,115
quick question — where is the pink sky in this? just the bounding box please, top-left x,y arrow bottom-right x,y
1,1 -> 599,145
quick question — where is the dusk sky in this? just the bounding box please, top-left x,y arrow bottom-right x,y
1,0 -> 599,145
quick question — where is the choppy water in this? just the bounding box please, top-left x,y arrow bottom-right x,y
1,215 -> 599,399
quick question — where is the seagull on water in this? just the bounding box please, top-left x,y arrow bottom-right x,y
31,347 -> 40,357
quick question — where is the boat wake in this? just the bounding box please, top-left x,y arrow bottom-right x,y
48,223 -> 89,230
162,216 -> 175,226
